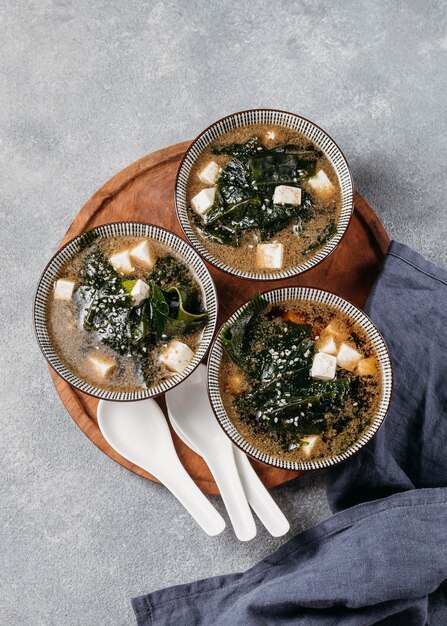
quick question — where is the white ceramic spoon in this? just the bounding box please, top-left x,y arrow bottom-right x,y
167,365 -> 289,539
232,449 -> 290,537
97,399 -> 226,537
166,366 -> 289,538
166,366 -> 257,541
170,417 -> 289,538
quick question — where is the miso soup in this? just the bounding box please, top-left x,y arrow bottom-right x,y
187,124 -> 343,274
47,232 -> 208,392
219,295 -> 381,461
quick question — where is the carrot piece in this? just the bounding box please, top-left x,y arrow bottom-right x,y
282,311 -> 308,324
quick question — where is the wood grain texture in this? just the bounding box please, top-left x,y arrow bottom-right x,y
50,140 -> 390,494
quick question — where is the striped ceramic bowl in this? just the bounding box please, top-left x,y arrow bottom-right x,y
207,287 -> 393,471
34,222 -> 218,401
175,109 -> 354,281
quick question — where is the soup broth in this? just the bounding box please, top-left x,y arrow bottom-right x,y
218,296 -> 381,462
187,124 -> 342,274
47,234 -> 208,392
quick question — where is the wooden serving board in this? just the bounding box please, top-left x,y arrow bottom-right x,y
50,140 -> 390,494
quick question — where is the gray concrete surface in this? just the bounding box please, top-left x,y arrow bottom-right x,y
1,1 -> 446,624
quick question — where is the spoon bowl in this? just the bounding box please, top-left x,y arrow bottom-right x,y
97,399 -> 225,536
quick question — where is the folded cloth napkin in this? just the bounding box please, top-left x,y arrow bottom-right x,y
132,241 -> 447,626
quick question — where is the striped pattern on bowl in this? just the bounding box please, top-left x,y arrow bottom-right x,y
175,109 -> 353,281
207,287 -> 393,471
34,222 -> 218,401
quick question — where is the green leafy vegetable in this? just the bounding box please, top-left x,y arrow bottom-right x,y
194,136 -> 322,248
75,248 -> 209,386
148,255 -> 194,291
220,293 -> 269,368
221,295 -> 354,450
248,152 -> 316,185
149,281 -> 170,335
77,228 -> 99,251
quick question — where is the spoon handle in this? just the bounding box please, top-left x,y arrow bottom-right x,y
205,448 -> 256,542
233,448 -> 290,537
154,458 -> 226,537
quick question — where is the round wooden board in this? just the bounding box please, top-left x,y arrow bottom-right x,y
50,140 -> 390,494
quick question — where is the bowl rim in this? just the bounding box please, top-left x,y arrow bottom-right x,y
206,285 -> 394,471
33,220 -> 219,402
175,107 -> 354,282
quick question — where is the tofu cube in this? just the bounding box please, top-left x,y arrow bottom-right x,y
130,279 -> 150,306
317,336 -> 338,356
310,352 -> 337,381
273,185 -> 302,206
198,161 -> 220,185
300,435 -> 321,458
109,250 -> 135,275
265,131 -> 276,140
255,242 -> 284,270
88,354 -> 116,378
160,340 -> 194,374
308,170 -> 334,199
357,356 -> 378,376
191,187 -> 216,216
130,240 -> 156,269
54,279 -> 75,301
336,343 -> 362,371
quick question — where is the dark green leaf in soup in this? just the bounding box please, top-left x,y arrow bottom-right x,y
77,228 -> 99,251
220,293 -> 269,368
149,281 -> 170,335
131,300 -> 152,344
194,136 -> 323,249
270,144 -> 321,158
221,295 -> 359,451
148,255 -> 194,291
257,190 -> 314,241
194,216 -> 240,247
163,286 -> 208,337
249,322 -> 313,380
248,152 -> 317,186
258,196 -> 300,241
204,158 -> 261,232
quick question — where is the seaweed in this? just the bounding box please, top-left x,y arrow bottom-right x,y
77,228 -> 99,251
248,152 -> 317,185
148,255 -> 194,291
195,136 -> 321,248
75,249 -> 208,370
221,295 -> 353,450
220,293 -> 269,369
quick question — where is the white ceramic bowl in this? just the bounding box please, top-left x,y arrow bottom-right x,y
176,109 -> 354,281
207,287 -> 393,471
34,222 -> 218,401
